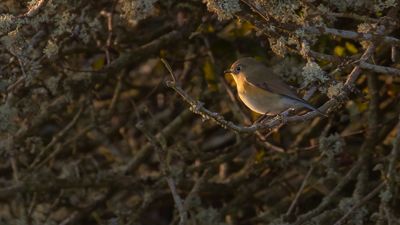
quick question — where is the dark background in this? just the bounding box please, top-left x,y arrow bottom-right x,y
0,0 -> 399,225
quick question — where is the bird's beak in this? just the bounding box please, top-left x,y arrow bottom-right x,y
224,70 -> 233,74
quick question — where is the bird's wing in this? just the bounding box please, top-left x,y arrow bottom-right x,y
241,64 -> 326,115
247,77 -> 327,117
255,80 -> 324,112
244,73 -> 306,104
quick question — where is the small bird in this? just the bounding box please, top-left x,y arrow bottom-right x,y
224,57 -> 325,116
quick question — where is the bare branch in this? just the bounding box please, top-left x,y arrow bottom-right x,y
136,121 -> 187,225
286,166 -> 314,217
333,183 -> 385,225
24,0 -> 49,17
360,62 -> 400,76
307,26 -> 400,47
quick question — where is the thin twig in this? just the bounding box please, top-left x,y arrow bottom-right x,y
237,2 -> 400,46
345,44 -> 376,85
122,109 -> 193,174
293,158 -> 363,225
100,0 -> 118,65
24,0 -> 49,17
166,176 -> 187,225
360,62 -> 400,76
286,166 -> 314,216
309,50 -> 400,77
136,121 -> 187,225
391,46 -> 396,62
379,116 -> 400,225
29,106 -> 84,169
386,116 -> 400,182
183,169 -> 209,210
59,192 -> 112,225
334,183 -> 385,225
353,68 -> 380,201
108,74 -> 123,114
328,12 -> 382,23
161,58 -> 176,83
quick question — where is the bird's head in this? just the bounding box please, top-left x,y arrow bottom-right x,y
224,57 -> 261,83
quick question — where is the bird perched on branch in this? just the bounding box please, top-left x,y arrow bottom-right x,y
224,57 -> 325,117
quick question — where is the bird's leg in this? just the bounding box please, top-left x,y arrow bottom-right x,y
253,112 -> 271,125
279,108 -> 295,124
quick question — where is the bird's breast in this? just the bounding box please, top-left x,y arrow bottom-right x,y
237,80 -> 288,115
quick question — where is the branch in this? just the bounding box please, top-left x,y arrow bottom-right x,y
352,68 -> 380,203
328,12 -> 382,23
236,3 -> 400,47
310,44 -> 400,76
24,0 -> 49,17
293,158 -> 364,225
29,105 -> 84,169
59,192 -> 112,225
360,62 -> 400,76
310,50 -> 400,76
345,44 -> 376,85
333,183 -> 385,225
293,42 -> 377,225
136,121 -> 187,225
0,175 -> 145,199
183,170 -> 209,210
379,116 -> 400,224
306,26 -> 400,47
122,109 -> 193,174
0,0 -> 49,36
387,116 -> 400,185
286,166 -> 314,217
14,96 -> 70,144
102,30 -> 182,77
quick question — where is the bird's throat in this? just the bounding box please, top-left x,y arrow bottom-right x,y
233,75 -> 247,94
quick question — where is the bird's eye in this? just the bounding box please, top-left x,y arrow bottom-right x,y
235,65 -> 242,73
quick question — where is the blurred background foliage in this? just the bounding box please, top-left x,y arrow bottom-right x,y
0,0 -> 400,225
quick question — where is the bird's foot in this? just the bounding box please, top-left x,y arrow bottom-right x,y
279,109 -> 294,124
253,113 -> 271,125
